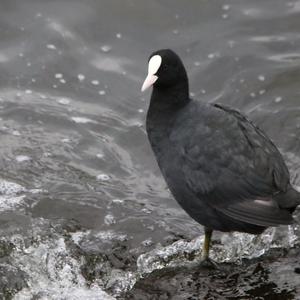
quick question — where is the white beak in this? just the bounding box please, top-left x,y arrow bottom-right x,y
141,54 -> 162,92
141,74 -> 158,92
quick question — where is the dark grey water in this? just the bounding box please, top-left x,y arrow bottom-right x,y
0,0 -> 300,299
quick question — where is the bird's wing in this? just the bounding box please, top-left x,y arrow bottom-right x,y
171,103 -> 293,226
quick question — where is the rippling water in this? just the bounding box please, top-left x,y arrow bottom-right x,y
0,0 -> 300,299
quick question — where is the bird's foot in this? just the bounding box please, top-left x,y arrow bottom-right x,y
198,257 -> 219,270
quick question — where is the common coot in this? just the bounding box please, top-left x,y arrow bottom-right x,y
141,49 -> 300,265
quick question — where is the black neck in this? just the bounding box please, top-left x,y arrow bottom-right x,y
149,81 -> 190,114
146,81 -> 190,154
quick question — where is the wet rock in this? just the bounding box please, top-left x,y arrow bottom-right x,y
0,240 -> 14,258
125,249 -> 300,300
0,264 -> 27,300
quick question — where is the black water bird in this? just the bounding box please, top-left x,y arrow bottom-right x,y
141,49 -> 300,265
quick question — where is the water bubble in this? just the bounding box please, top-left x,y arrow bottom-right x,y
96,153 -> 104,159
98,90 -> 106,95
25,89 -> 32,94
46,44 -> 57,50
101,45 -> 112,53
194,61 -> 201,66
222,4 -> 230,10
259,89 -> 266,95
55,73 -> 63,79
258,75 -> 265,81
116,33 -> 122,39
12,130 -> 21,136
208,52 -> 220,59
97,174 -> 110,181
91,80 -> 99,86
275,96 -> 282,103
62,138 -> 70,143
16,155 -> 31,162
142,238 -> 153,247
141,208 -> 152,214
228,40 -> 235,48
112,199 -> 124,204
77,74 -> 85,81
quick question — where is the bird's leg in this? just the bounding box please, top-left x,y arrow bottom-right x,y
199,228 -> 218,269
202,227 -> 212,260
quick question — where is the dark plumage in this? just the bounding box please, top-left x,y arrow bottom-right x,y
142,49 -> 300,263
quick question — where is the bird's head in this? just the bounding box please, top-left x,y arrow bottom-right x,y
141,49 -> 188,92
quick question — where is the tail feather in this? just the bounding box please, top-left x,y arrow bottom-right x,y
275,185 -> 300,213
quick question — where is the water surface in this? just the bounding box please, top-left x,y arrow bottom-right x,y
0,0 -> 299,299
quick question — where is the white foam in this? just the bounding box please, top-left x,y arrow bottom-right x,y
13,237 -> 116,300
0,179 -> 27,211
48,21 -> 74,39
104,214 -> 116,225
71,117 -> 97,124
0,180 -> 26,194
57,98 -> 71,105
16,155 -> 31,162
0,195 -> 26,211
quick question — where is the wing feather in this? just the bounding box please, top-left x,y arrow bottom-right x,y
172,102 -> 291,226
